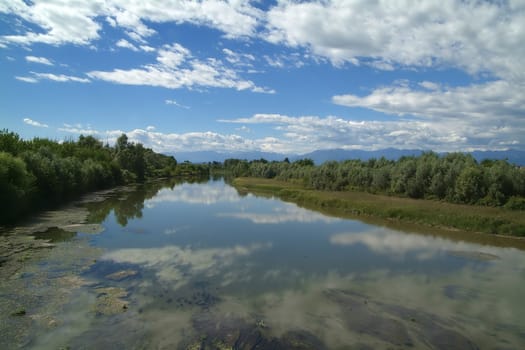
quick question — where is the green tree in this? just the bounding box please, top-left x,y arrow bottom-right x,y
455,166 -> 484,204
0,152 -> 35,222
0,129 -> 24,155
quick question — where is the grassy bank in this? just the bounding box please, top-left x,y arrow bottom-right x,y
233,177 -> 525,237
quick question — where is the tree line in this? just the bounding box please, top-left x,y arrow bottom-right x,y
218,153 -> 525,209
0,130 -> 177,224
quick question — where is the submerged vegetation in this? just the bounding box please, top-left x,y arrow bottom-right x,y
0,130 -> 178,225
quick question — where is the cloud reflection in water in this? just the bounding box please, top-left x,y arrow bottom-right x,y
101,242 -> 271,289
217,204 -> 340,224
145,182 -> 241,206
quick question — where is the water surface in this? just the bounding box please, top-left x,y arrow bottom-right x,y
2,179 -> 525,349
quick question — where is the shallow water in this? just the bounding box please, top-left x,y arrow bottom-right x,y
2,179 -> 525,349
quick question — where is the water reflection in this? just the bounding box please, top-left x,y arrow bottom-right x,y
5,179 -> 525,349
145,180 -> 241,206
101,242 -> 272,289
84,178 -> 197,226
217,203 -> 339,224
330,228 -> 508,261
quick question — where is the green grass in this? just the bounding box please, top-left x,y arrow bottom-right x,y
233,177 -> 525,237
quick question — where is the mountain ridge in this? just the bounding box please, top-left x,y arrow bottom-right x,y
168,148 -> 525,166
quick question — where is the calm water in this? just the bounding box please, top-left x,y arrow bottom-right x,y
3,179 -> 525,349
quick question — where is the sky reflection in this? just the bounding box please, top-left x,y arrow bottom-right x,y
217,203 -> 339,224
145,181 -> 241,206
91,180 -> 525,349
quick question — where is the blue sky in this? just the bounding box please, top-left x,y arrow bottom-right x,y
1,0 -> 524,155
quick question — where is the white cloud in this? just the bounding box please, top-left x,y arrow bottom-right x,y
1,0 -> 104,46
140,45 -> 155,53
419,81 -> 441,91
222,48 -> 255,66
146,125 -> 156,131
42,105 -> 525,154
263,53 -> 306,69
107,0 -> 262,40
236,125 -> 251,133
88,42 -> 273,93
116,39 -> 139,51
31,72 -> 91,83
57,125 -> 257,153
1,0 -> 262,47
16,71 -> 90,83
331,80 -> 525,150
58,123 -> 98,135
23,117 -> 48,128
25,55 -> 53,65
333,80 -> 524,121
265,0 -> 525,81
15,76 -> 38,83
219,111 -> 524,153
156,43 -> 190,68
165,99 -> 189,109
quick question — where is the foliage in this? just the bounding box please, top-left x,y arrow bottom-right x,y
221,152 -> 525,210
233,178 -> 525,236
0,130 -> 177,225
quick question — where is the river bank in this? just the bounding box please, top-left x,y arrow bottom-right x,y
233,177 -> 525,239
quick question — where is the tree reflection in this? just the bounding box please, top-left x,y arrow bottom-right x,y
84,176 -> 210,227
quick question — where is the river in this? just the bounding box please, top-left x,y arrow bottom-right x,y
1,179 -> 524,349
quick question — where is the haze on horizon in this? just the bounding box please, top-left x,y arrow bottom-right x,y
1,0 -> 524,155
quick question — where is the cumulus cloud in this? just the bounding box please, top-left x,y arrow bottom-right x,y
88,42 -> 273,93
263,52 -> 307,69
332,80 -> 525,150
333,80 -> 524,122
23,117 -> 48,128
140,45 -> 155,52
21,111 -> 525,154
115,39 -> 139,51
222,48 -> 255,66
0,0 -> 104,46
58,123 -> 98,135
265,0 -> 525,81
5,1 -> 524,153
57,125 -> 257,153
25,56 -> 53,65
220,112 -> 523,153
0,0 -> 262,47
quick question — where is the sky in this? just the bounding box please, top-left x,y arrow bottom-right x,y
1,0 -> 524,155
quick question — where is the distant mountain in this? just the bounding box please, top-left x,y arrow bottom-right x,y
470,150 -> 525,166
295,148 -> 424,164
298,148 -> 525,166
167,148 -> 525,166
169,150 -> 288,163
